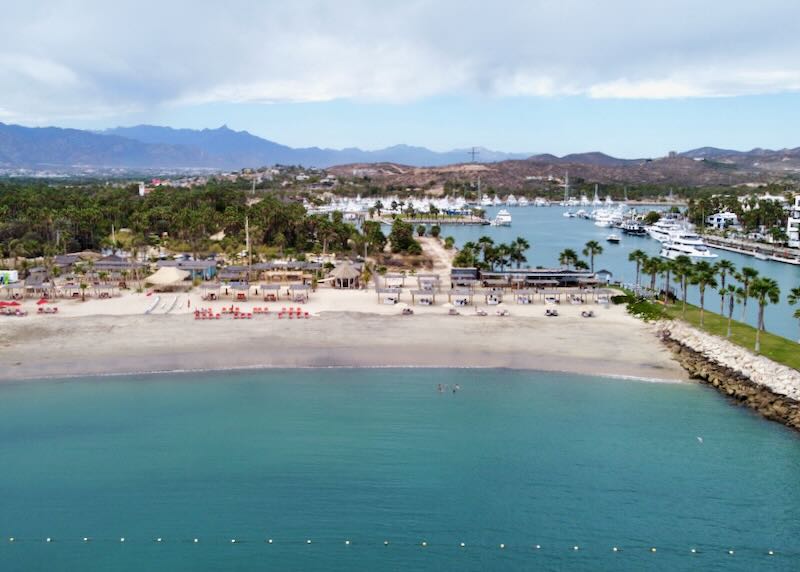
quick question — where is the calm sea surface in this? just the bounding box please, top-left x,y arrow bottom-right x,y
0,368 -> 798,571
443,205 -> 800,340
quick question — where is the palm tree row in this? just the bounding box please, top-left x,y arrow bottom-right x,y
627,250 -> 796,353
455,236 -> 531,270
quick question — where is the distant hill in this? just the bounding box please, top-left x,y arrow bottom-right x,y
0,123 -> 208,168
529,151 -> 639,167
100,125 -> 530,168
1,122 -> 800,184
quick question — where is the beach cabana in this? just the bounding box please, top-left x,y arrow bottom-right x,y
383,273 -> 406,288
416,273 -> 440,292
198,283 -> 221,300
260,283 -> 281,301
329,263 -> 361,289
226,281 -> 250,300
410,289 -> 436,306
448,288 -> 473,307
1,281 -> 25,300
514,289 -> 535,304
376,287 -> 401,304
93,284 -> 119,299
145,266 -> 190,289
484,289 -> 504,305
289,284 -> 310,303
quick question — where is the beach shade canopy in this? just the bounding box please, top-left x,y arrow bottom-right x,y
145,266 -> 190,286
328,263 -> 361,281
36,298 -> 48,305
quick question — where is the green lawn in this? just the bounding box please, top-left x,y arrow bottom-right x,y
662,302 -> 800,371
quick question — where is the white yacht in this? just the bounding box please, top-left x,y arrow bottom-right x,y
659,232 -> 718,260
646,219 -> 684,242
491,209 -> 512,226
517,196 -> 530,207
492,196 -> 503,206
505,194 -> 518,206
533,197 -> 550,207
480,195 -> 493,207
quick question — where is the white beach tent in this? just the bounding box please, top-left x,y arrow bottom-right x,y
145,266 -> 190,286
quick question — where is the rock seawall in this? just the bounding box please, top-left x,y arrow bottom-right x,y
656,321 -> 800,432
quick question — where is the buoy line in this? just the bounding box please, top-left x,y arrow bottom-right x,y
2,536 -> 792,557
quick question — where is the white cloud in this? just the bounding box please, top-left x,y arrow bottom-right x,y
1,0 -> 800,122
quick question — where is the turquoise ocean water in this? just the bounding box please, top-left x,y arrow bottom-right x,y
442,206 -> 800,340
0,368 -> 798,571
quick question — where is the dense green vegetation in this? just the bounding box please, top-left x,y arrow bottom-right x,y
0,181 -> 385,262
453,236 -> 530,269
624,250 -> 800,365
663,303 -> 800,371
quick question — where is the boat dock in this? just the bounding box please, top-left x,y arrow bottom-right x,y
378,216 -> 490,226
704,236 -> 800,265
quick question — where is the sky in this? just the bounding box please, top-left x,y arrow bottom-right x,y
2,0 -> 800,157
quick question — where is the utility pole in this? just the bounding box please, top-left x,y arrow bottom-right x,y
245,215 -> 252,274
469,147 -> 480,163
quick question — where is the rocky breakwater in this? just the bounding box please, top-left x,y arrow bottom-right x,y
656,320 -> 800,431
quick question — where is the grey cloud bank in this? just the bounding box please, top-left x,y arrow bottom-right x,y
2,0 -> 800,124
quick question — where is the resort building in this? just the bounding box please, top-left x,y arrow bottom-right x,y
450,267 -> 598,289
706,211 -> 740,230
788,195 -> 800,248
157,259 -> 218,281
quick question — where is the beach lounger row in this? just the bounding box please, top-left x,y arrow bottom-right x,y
37,307 -> 59,314
278,307 -> 310,319
1,308 -> 28,317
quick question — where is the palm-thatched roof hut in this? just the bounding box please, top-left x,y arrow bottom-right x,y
329,263 -> 361,289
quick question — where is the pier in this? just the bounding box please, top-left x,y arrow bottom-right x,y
378,216 -> 490,226
703,236 -> 800,265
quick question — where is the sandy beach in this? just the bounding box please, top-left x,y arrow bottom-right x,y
0,286 -> 684,381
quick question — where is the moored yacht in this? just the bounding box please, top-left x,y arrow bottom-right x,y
491,209 -> 512,226
659,231 -> 718,260
517,196 -> 530,207
646,218 -> 684,242
505,194 -> 518,206
621,221 -> 647,236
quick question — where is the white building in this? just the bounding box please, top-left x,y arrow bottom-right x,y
787,195 -> 800,248
706,211 -> 739,230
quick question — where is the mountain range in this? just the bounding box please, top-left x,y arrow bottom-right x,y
0,122 -> 530,170
1,122 -> 799,184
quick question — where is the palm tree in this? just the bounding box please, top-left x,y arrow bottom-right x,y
558,248 -> 579,269
628,249 -> 648,287
641,256 -> 660,292
714,260 -> 736,314
574,260 -> 589,270
510,237 -> 530,269
721,284 -> 742,338
671,255 -> 693,317
582,240 -> 603,273
660,259 -> 674,303
737,266 -> 759,321
788,286 -> 800,342
690,261 -> 718,328
749,277 -> 780,353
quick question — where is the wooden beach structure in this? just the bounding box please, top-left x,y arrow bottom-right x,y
410,289 -> 436,306
376,287 -> 401,304
329,263 -> 361,289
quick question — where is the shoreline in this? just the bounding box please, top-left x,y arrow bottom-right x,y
658,322 -> 800,431
0,309 -> 686,383
0,362 -> 685,385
